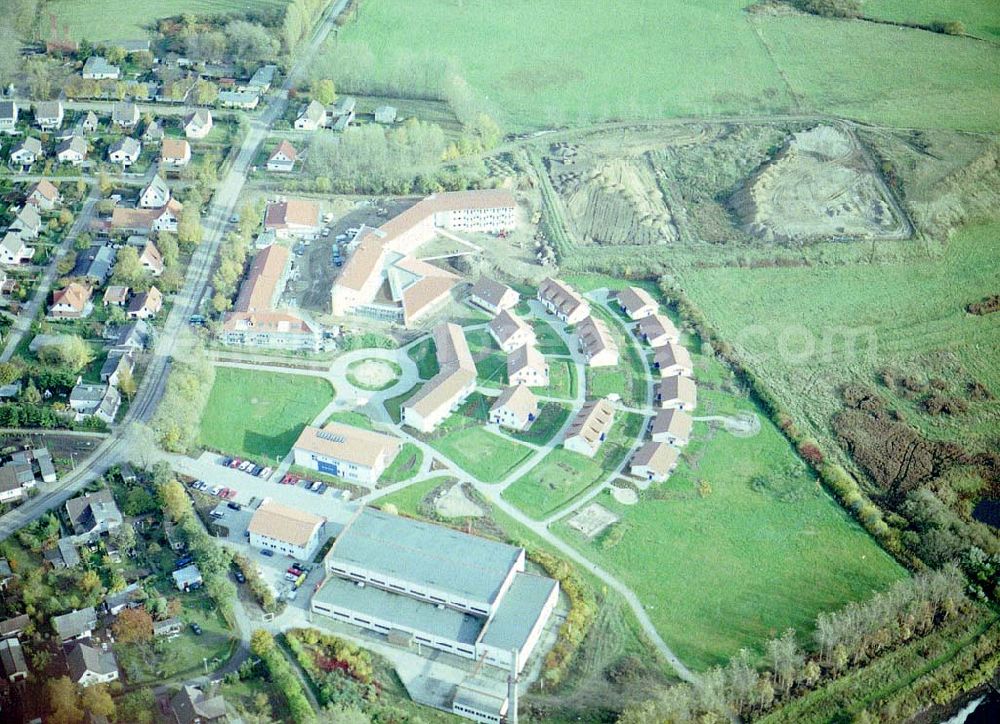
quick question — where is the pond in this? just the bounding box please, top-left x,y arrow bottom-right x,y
971,499 -> 1000,529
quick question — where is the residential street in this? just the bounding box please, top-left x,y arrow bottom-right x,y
0,187 -> 98,362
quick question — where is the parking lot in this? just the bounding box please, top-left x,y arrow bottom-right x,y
174,452 -> 364,535
204,500 -> 328,608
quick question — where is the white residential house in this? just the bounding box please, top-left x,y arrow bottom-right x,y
537,277 -> 590,325
266,140 -> 298,172
34,101 -> 64,130
160,138 -> 190,167
111,101 -> 140,129
563,398 -> 615,458
69,383 -> 120,424
577,315 -> 619,367
10,205 -> 42,239
468,276 -> 519,315
652,342 -> 693,378
248,499 -> 325,561
636,313 -> 679,347
183,109 -> 213,139
630,441 -> 679,483
139,174 -> 171,208
56,136 -> 88,165
108,137 -> 142,167
82,56 -> 121,80
139,241 -> 164,276
488,309 -> 535,354
489,385 -> 539,432
374,105 -> 397,124
0,101 -> 17,134
67,643 -> 119,687
655,375 -> 698,412
650,409 -> 693,446
616,286 -> 659,320
81,110 -> 99,133
10,137 -> 43,167
294,99 -> 327,130
27,179 -> 62,210
0,232 -> 33,266
507,343 -> 549,387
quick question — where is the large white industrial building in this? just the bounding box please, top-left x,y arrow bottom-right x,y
311,508 -> 559,675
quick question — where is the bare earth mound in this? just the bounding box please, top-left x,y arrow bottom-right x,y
434,484 -> 484,518
549,146 -> 678,245
567,503 -> 619,538
731,126 -> 907,242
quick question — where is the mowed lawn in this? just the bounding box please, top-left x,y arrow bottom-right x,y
429,425 -> 533,483
679,222 -> 1000,453
504,412 -> 644,518
556,395 -> 905,670
199,368 -> 334,461
50,0 -> 288,41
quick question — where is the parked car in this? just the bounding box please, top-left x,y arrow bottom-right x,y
317,483 -> 328,494
218,457 -> 231,466
210,486 -> 221,496
228,458 -> 242,469
234,570 -> 246,584
260,549 -> 274,557
260,467 -> 272,478
227,501 -> 241,511
321,227 -> 330,237
190,622 -> 202,635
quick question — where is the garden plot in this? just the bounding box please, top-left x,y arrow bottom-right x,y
730,125 -> 907,242
567,503 -> 619,538
434,483 -> 484,518
548,146 -> 678,246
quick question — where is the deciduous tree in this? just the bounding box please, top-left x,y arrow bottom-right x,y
112,607 -> 153,644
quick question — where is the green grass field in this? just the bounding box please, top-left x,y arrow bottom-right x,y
346,358 -> 402,391
679,222 -> 1000,454
546,358 -> 578,399
407,339 -> 439,379
429,425 -> 533,483
866,0 -> 1000,40
380,442 -> 423,485
556,393 -> 905,670
336,0 -> 998,131
50,0 -> 288,42
325,410 -> 374,429
752,14 -> 1000,131
198,368 -> 334,461
532,319 -> 571,355
503,412 -> 644,518
378,476 -> 454,516
507,402 -> 571,446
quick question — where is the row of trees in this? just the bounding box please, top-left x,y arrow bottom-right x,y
210,202 -> 260,313
250,630 -> 315,724
619,568 -> 970,722
150,337 -> 215,453
305,120 -> 447,194
282,0 -> 333,52
181,20 -> 280,71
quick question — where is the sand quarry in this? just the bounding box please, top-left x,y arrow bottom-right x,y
731,125 -> 907,242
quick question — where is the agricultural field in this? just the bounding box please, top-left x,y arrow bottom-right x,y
865,0 -> 1000,40
503,412 -> 644,518
49,0 -> 288,42
678,222 -> 1000,456
198,368 -> 334,461
751,14 -> 1000,132
556,387 -> 905,670
335,0 -> 998,131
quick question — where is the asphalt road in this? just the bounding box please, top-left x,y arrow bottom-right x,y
0,187 -> 98,363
